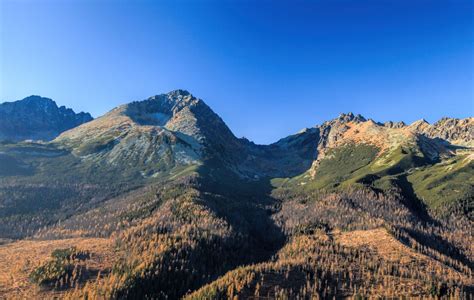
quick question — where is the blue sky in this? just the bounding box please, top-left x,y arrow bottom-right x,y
1,0 -> 473,144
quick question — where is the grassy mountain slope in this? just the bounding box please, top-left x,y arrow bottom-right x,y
279,118 -> 472,217
408,153 -> 474,213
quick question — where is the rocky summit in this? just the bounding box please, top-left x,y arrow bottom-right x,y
0,90 -> 472,299
54,90 -> 320,179
0,95 -> 93,142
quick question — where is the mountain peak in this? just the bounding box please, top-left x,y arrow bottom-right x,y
22,95 -> 54,103
19,95 -> 57,111
58,91 -> 239,167
146,90 -> 193,103
411,118 -> 430,125
384,121 -> 406,128
0,96 -> 93,142
336,112 -> 366,123
138,90 -> 203,116
167,89 -> 191,97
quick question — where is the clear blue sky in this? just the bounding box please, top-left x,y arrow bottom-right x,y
1,0 -> 473,144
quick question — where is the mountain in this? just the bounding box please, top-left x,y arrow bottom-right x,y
0,95 -> 93,142
293,113 -> 473,213
54,90 -> 318,179
0,90 -> 472,299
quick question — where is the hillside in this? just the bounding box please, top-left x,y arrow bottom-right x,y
0,90 -> 472,299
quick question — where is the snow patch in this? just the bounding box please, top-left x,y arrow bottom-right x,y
151,112 -> 171,126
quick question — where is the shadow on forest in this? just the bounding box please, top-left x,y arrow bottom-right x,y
395,174 -> 438,224
394,175 -> 472,269
196,161 -> 286,263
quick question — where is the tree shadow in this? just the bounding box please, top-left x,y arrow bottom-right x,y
394,174 -> 438,224
196,162 -> 286,263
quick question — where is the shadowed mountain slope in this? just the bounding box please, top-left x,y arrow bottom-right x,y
0,96 -> 92,142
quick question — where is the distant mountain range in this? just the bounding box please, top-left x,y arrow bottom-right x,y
0,95 -> 92,142
0,90 -> 472,299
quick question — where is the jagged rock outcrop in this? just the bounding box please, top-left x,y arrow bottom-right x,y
379,117 -> 473,147
384,121 -> 406,128
0,96 -> 92,142
316,113 -> 366,150
411,117 -> 473,147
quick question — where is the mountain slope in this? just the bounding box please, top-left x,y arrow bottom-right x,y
0,90 -> 318,238
0,91 -> 472,299
0,96 -> 93,142
275,113 -> 473,216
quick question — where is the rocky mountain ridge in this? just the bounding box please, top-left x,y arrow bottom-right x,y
412,117 -> 474,146
2,92 -> 471,180
41,90 -> 474,180
0,96 -> 92,142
